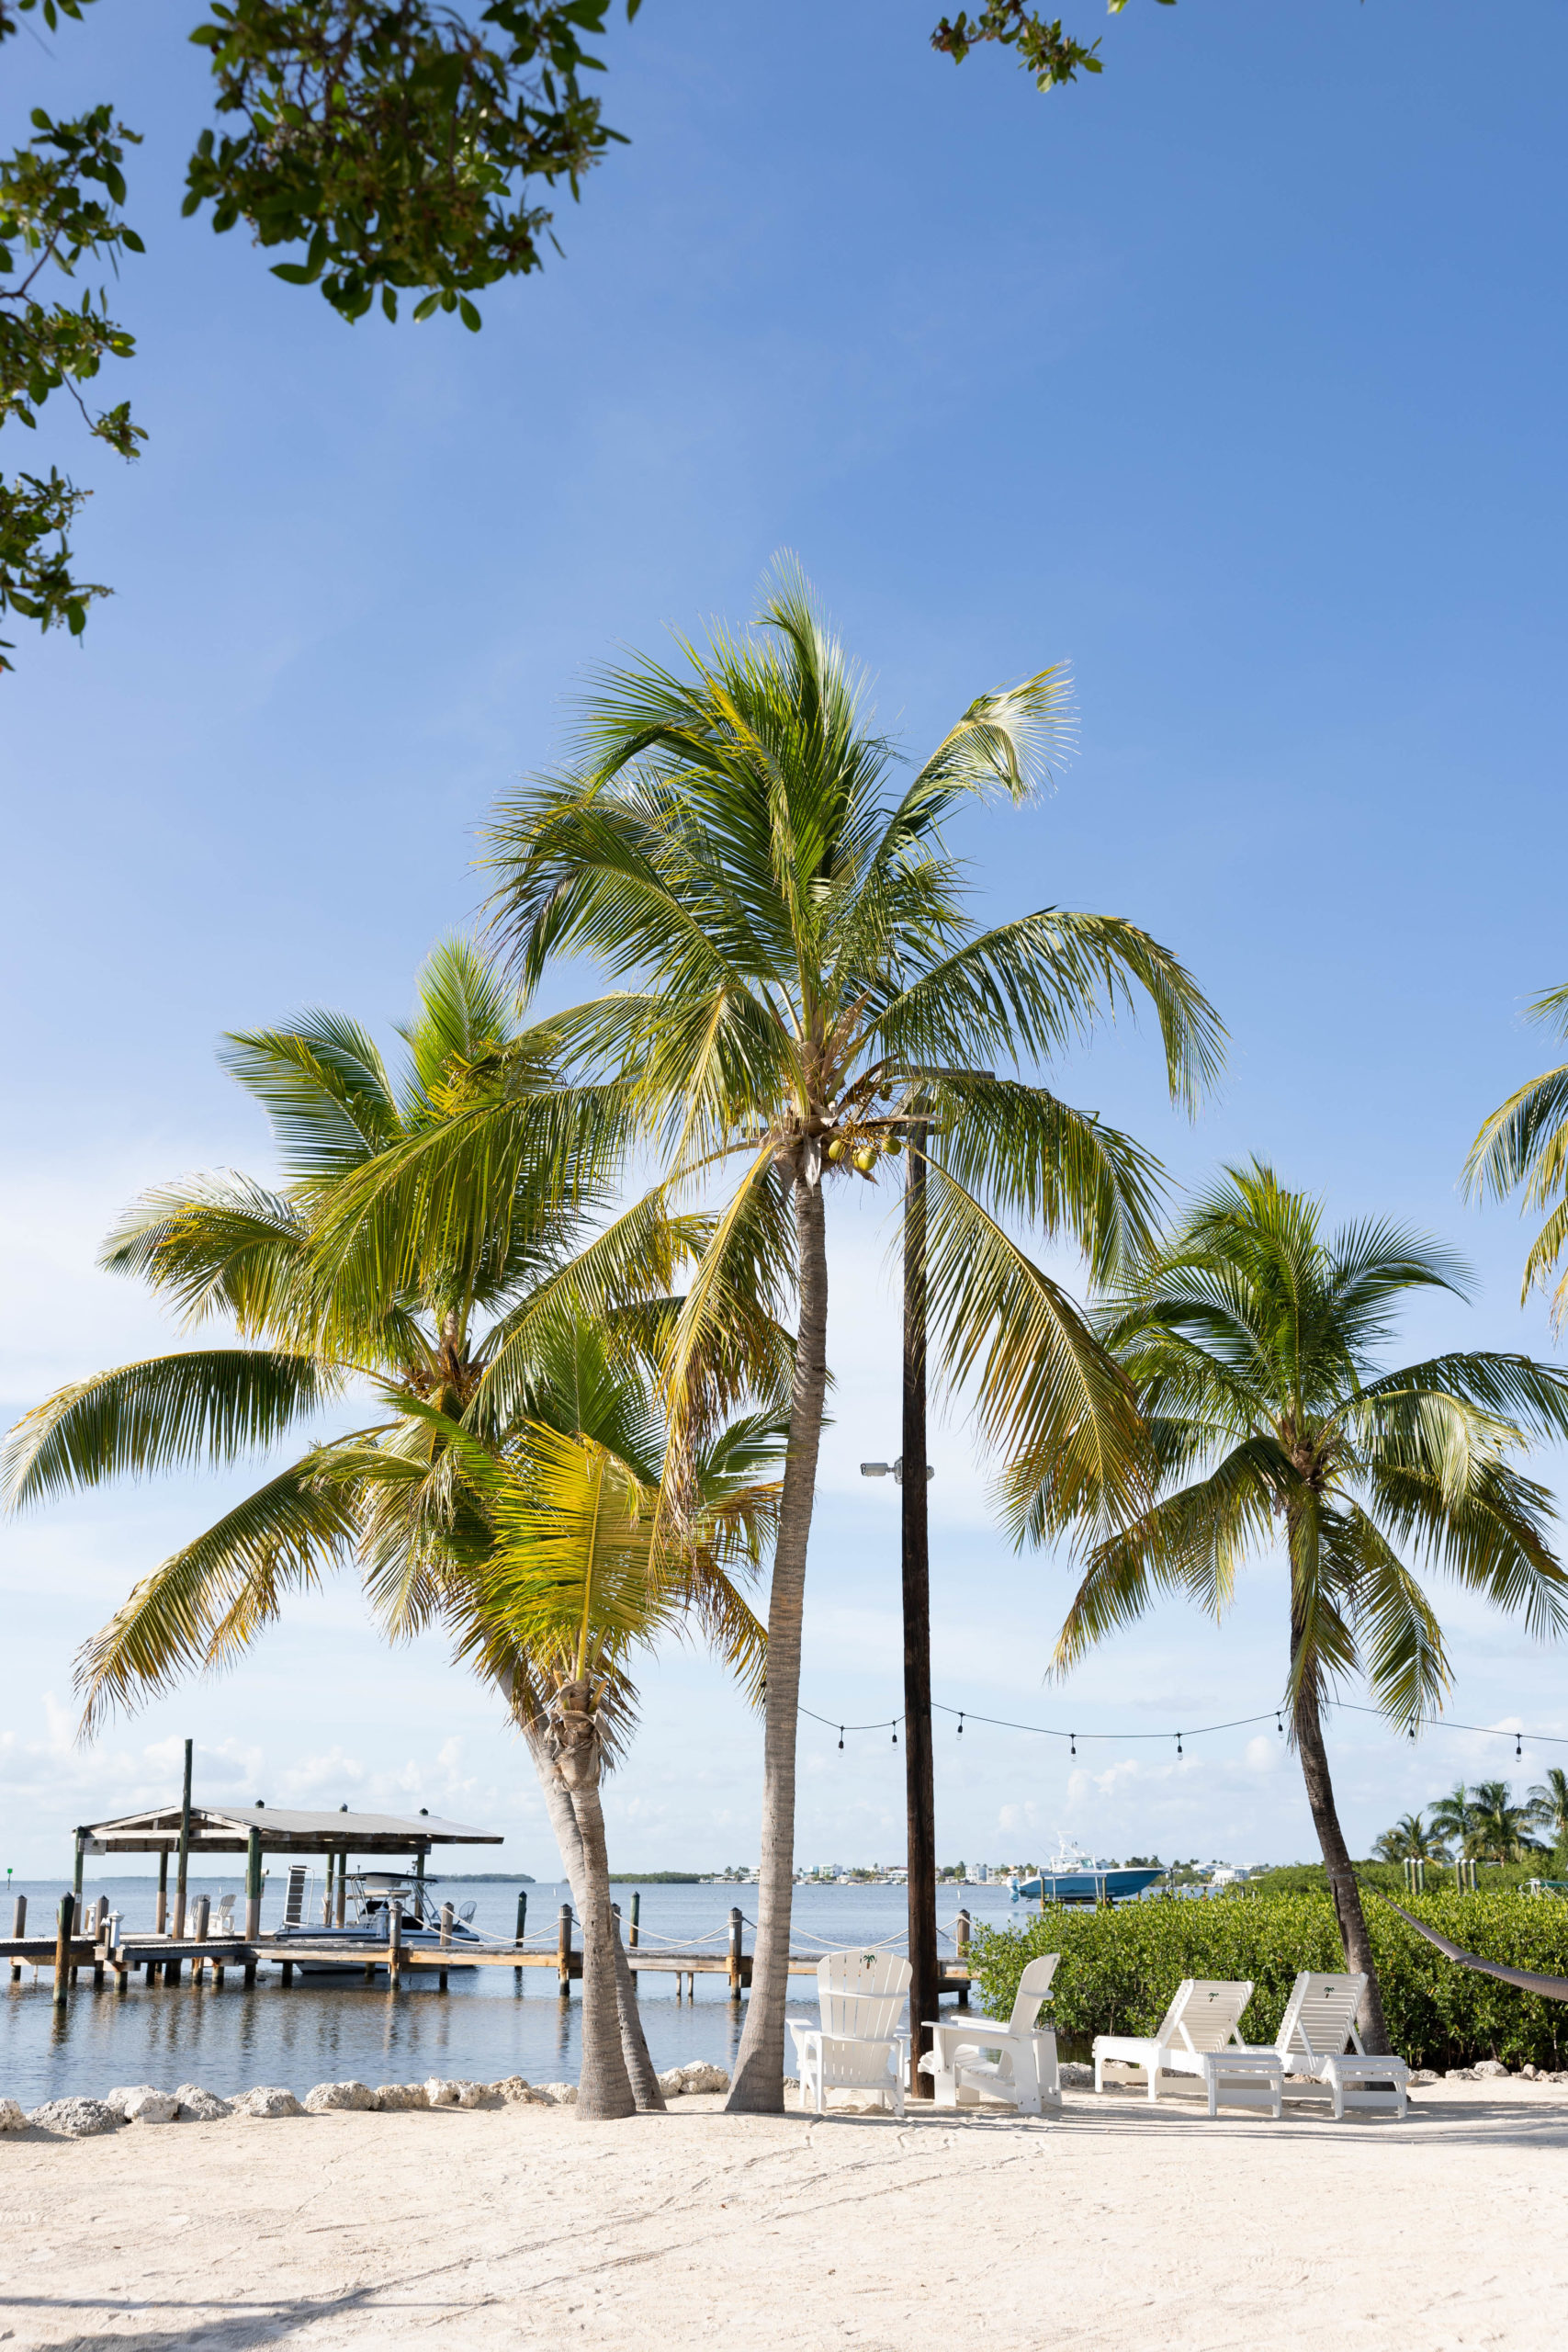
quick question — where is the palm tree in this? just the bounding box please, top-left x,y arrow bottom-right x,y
1429,1782 -> 1478,1858
4,941 -> 783,2113
1465,983 -> 1568,1321
1466,1779 -> 1543,1866
1528,1765 -> 1568,1866
332,1331 -> 780,2119
1373,1811 -> 1449,1864
480,560 -> 1224,2110
1043,1162 -> 1568,2051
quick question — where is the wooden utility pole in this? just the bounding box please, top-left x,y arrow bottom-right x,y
902,1117 -> 938,2098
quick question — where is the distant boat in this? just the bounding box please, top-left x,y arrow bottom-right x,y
272,1871 -> 487,1973
1010,1839 -> 1164,1906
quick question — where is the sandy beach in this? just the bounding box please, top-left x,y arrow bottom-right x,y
3,2079 -> 1565,2351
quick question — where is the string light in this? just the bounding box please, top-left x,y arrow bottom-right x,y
798,1700 -> 1563,1758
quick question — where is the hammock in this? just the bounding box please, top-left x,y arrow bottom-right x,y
1374,1890 -> 1568,2002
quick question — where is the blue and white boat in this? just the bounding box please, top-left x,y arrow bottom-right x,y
272,1871 -> 488,1972
1010,1839 -> 1165,1906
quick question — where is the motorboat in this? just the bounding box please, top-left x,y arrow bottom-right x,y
1010,1839 -> 1165,1906
271,1870 -> 487,1973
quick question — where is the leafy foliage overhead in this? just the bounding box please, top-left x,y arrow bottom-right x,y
0,0 -> 1175,665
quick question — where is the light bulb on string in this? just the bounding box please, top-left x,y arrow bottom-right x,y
891,1723 -> 897,1746
1517,1732 -> 1524,1758
1176,1732 -> 1184,1758
838,1727 -> 844,1751
1069,1735 -> 1077,1758
957,1713 -> 964,1738
1276,1713 -> 1284,1737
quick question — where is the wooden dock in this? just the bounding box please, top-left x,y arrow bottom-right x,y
6,1928 -> 974,2005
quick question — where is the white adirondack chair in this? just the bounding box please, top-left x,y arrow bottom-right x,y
1093,1979 -> 1284,2117
788,1951 -> 910,2117
919,1952 -> 1061,2114
1242,1972 -> 1409,2120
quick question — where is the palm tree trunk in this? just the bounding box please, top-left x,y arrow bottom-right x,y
609,1916 -> 667,2111
566,1761 -> 637,2121
727,1165 -> 829,2114
524,1719 -> 665,2109
1294,1693 -> 1393,2053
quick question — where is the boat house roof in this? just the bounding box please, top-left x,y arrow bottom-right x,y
79,1804 -> 502,1856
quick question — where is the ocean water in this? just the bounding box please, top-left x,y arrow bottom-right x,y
0,1876 -> 1023,2109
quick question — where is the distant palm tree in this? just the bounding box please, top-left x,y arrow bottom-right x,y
1373,1812 -> 1450,1864
1466,1779 -> 1544,1866
1429,1782 -> 1478,1858
1466,984 -> 1568,1321
1528,1766 -> 1568,1864
1043,1163 -> 1568,2051
480,560 -> 1224,2111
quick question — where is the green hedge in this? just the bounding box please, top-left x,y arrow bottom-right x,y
969,1891 -> 1568,2071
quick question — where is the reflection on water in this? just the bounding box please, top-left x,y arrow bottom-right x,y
1,1878 -> 1020,2108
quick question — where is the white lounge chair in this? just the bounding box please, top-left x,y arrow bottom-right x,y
788,1951 -> 910,2117
919,1952 -> 1061,2115
1242,1972 -> 1408,2120
1093,1979 -> 1284,2117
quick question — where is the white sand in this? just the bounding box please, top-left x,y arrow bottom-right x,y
3,2080 -> 1566,2349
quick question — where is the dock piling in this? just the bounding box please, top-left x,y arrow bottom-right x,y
629,1892 -> 639,1949
52,1893 -> 74,2009
955,1909 -> 971,2008
438,1901 -> 453,1992
728,1907 -> 744,2002
245,1828 -> 263,1939
92,1895 -> 108,1989
171,1738 -> 193,1940
514,1888 -> 527,1985
558,1903 -> 573,1998
193,1894 -> 210,1984
389,1901 -> 403,1990
10,1894 -> 24,1984
155,1847 -> 169,1938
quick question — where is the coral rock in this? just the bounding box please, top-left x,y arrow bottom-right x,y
28,2098 -> 122,2137
123,2089 -> 180,2124
103,2085 -> 162,2118
174,2085 -> 231,2121
233,2086 -> 304,2119
373,2083 -> 429,2111
303,2081 -> 376,2113
0,2098 -> 27,2132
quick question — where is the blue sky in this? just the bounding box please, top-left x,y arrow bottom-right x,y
5,0 -> 1568,1878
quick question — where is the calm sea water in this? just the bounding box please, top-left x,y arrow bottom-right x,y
1,1877 -> 1023,2109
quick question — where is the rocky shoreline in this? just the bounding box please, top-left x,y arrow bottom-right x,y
0,2059 -> 730,2136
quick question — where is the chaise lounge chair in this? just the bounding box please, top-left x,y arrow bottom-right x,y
919,1953 -> 1061,2115
1093,1978 -> 1284,2117
1239,1972 -> 1409,2120
788,1951 -> 911,2117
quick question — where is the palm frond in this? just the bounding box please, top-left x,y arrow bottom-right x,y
1051,1439 -> 1282,1669
220,1014 -> 401,1179
5,1351 -> 343,1508
73,1457 -> 358,1731
920,1166 -> 1147,1540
